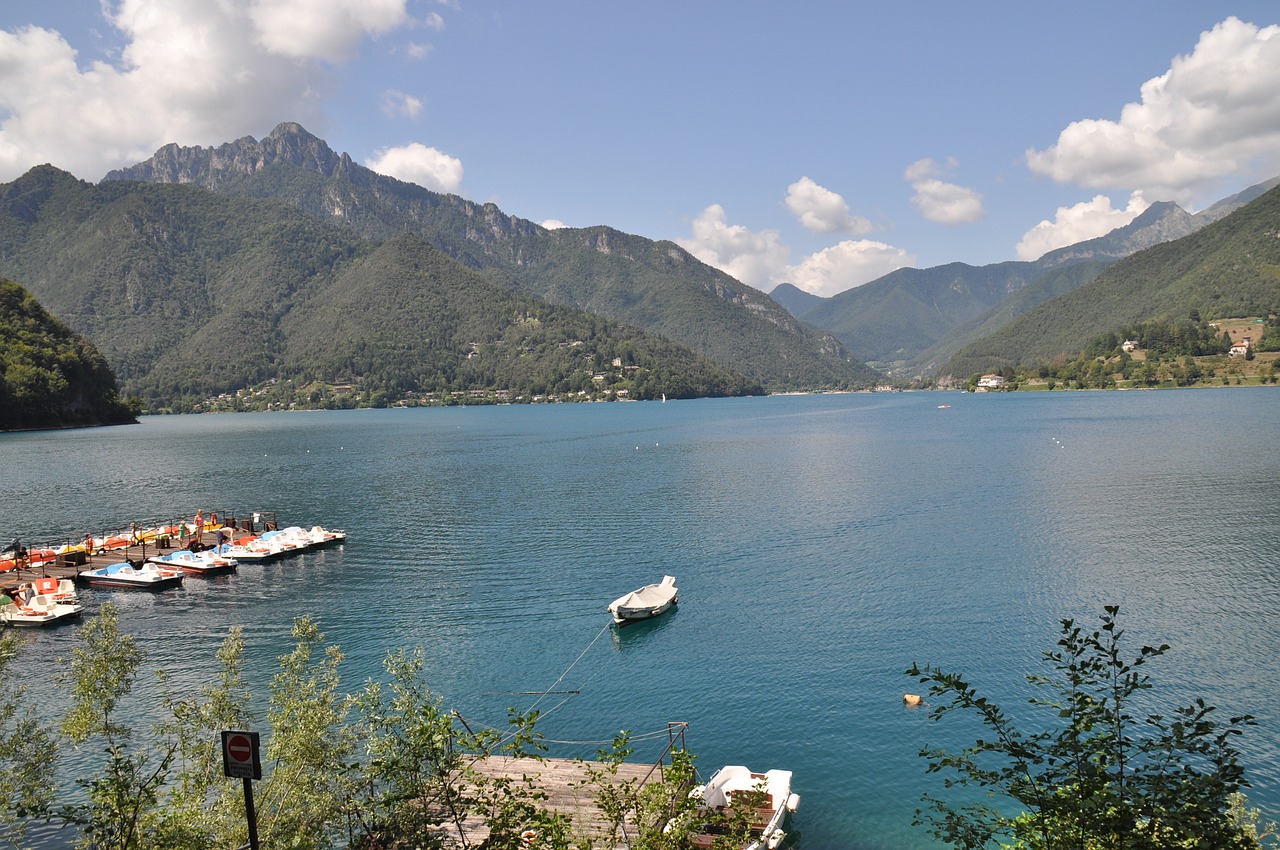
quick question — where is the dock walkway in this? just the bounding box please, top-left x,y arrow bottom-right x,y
1,510 -> 278,594
442,756 -> 676,849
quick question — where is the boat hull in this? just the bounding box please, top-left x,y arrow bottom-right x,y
148,552 -> 238,576
608,575 -> 679,625
612,595 -> 678,625
79,562 -> 185,590
80,575 -> 184,590
1,603 -> 82,627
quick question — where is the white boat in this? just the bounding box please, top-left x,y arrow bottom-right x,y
2,581 -> 83,627
686,766 -> 800,850
255,528 -> 308,555
607,575 -> 678,625
216,538 -> 279,562
147,548 -> 238,576
79,561 -> 185,590
304,525 -> 346,546
30,576 -> 79,604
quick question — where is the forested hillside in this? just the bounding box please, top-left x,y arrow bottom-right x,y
784,183 -> 1277,378
0,167 -> 761,411
105,123 -> 881,390
940,184 -> 1280,378
0,279 -> 137,429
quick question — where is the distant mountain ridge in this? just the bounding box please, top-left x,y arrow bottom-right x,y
107,123 -> 881,390
938,181 -> 1280,378
780,175 -> 1280,377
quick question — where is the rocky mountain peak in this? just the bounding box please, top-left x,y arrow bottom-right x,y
103,122 -> 342,189
1037,200 -> 1199,268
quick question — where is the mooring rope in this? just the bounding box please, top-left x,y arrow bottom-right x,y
527,621 -> 611,713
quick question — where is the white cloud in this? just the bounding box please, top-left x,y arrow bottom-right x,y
786,241 -> 916,298
541,219 -> 568,230
381,89 -> 422,118
0,0 -> 414,182
784,176 -> 871,234
679,203 -> 913,296
677,204 -> 790,290
423,12 -> 446,32
366,142 -> 462,192
1015,193 -> 1149,261
905,158 -> 984,224
247,0 -> 408,61
1026,17 -> 1280,204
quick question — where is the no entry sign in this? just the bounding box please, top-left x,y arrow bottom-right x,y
221,730 -> 262,780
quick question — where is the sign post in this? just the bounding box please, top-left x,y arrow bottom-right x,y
222,730 -> 262,850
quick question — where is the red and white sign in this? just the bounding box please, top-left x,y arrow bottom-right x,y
221,730 -> 262,780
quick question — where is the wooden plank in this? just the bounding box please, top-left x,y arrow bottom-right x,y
438,756 -> 672,850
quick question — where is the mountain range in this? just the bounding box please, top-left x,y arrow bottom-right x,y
2,121 -> 1277,416
0,165 -> 772,409
939,182 -> 1280,378
776,176 -> 1279,378
102,123 -> 880,393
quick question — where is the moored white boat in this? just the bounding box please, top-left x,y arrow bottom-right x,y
683,765 -> 799,850
148,548 -> 238,576
30,576 -> 79,604
303,525 -> 346,546
255,528 -> 307,555
607,575 -> 678,625
1,584 -> 83,627
79,561 -> 184,590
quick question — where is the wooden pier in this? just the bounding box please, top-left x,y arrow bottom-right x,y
437,723 -> 690,849
0,510 -> 279,595
441,756 -> 678,849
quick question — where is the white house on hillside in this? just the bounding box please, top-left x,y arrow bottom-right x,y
1229,337 -> 1252,357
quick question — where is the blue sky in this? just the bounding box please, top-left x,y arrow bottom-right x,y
2,2 -> 1279,297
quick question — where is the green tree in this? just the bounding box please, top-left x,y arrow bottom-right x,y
906,606 -> 1260,850
59,603 -> 175,850
146,627 -> 253,849
254,616 -> 353,850
577,732 -> 703,850
346,647 -> 465,848
0,632 -> 59,846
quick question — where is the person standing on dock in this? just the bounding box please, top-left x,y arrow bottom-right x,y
192,509 -> 203,549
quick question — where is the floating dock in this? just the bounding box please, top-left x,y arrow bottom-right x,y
0,509 -> 281,594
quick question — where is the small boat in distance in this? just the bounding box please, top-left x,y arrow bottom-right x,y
684,765 -> 800,850
607,575 -> 678,626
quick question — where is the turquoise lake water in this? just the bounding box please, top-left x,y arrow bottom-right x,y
2,388 -> 1278,848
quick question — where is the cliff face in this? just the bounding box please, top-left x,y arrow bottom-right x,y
106,122 -> 345,188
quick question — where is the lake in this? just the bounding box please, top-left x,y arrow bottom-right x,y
2,388 -> 1278,849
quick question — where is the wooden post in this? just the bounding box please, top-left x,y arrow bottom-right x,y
242,777 -> 260,850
